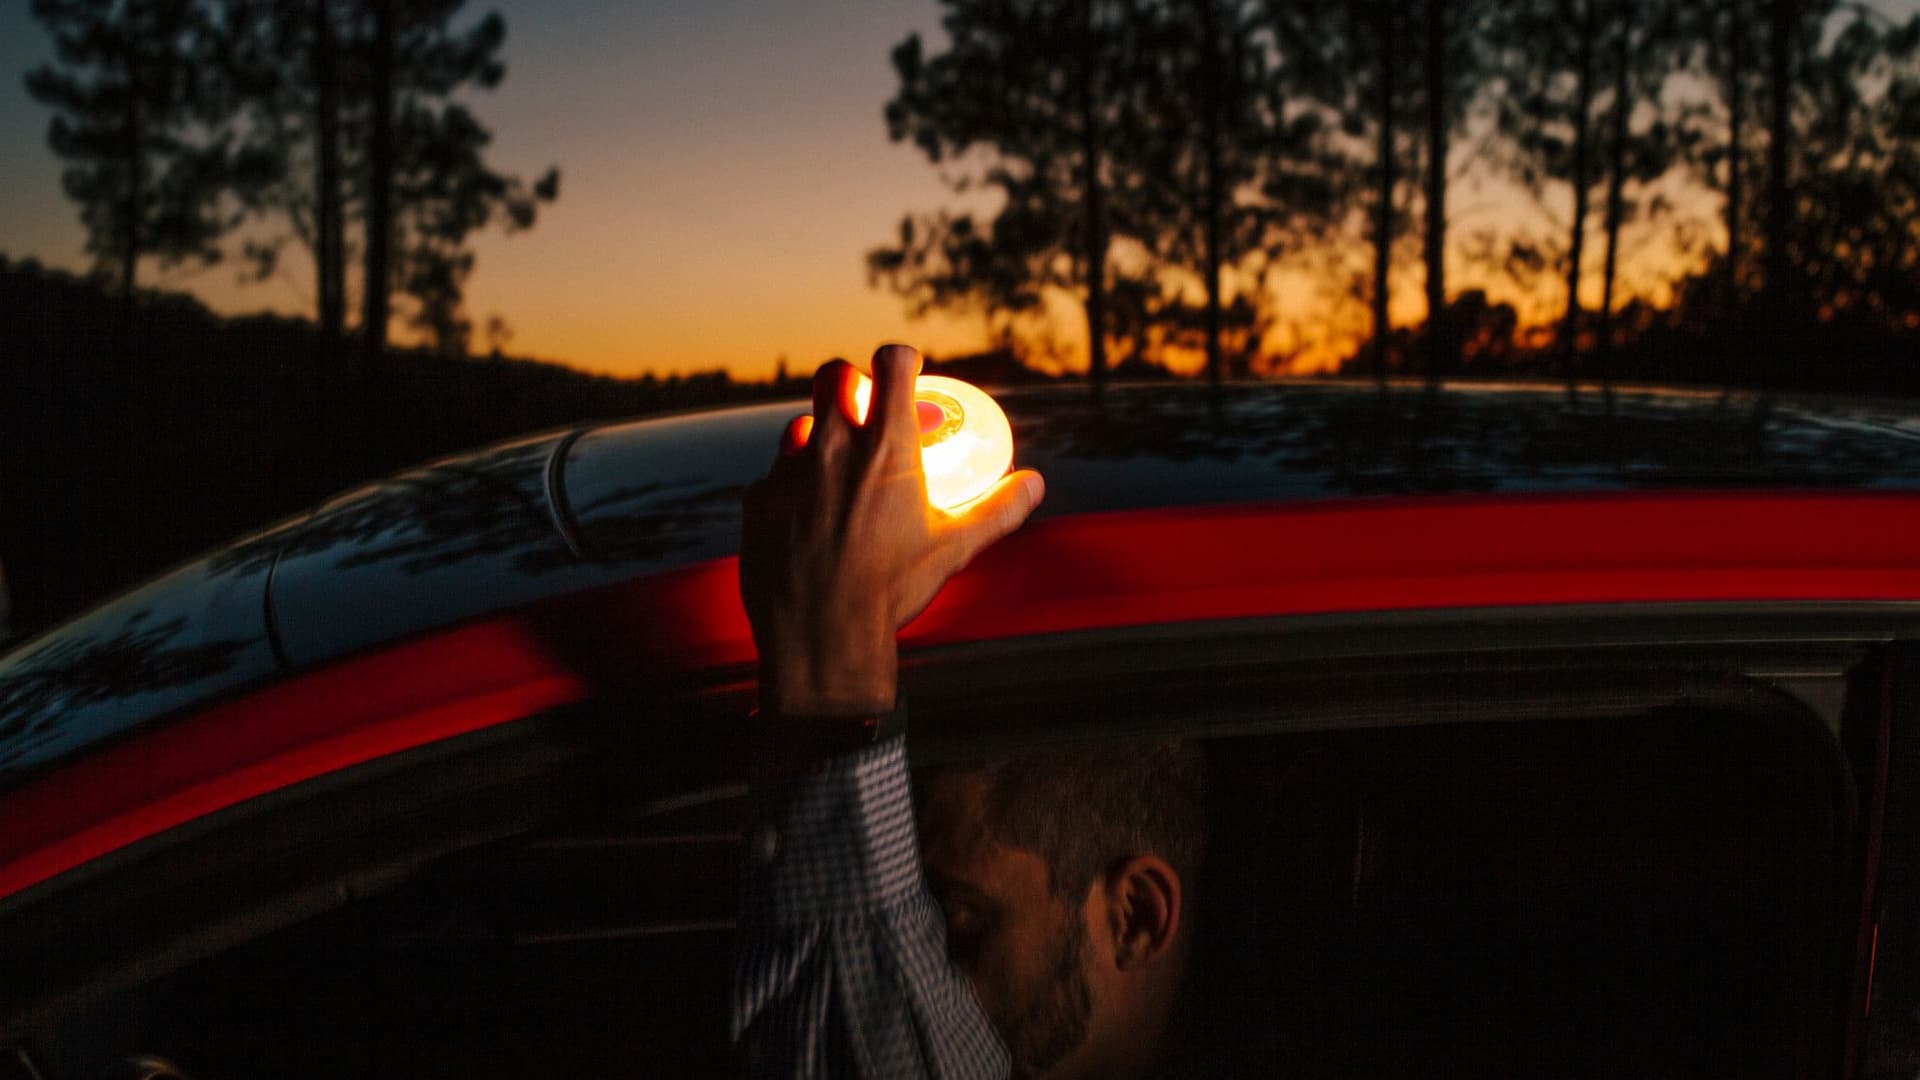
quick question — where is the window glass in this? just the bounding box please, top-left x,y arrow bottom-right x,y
1199,709 -> 1848,1077
33,794 -> 748,1078
23,695 -> 1850,1078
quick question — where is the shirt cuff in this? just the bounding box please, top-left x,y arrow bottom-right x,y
740,735 -> 924,925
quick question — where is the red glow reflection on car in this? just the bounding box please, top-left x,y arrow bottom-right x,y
4,490 -> 1920,904
0,619 -> 585,902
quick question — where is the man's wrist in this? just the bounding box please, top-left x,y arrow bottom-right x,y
750,697 -> 907,780
761,664 -> 897,716
758,612 -> 898,716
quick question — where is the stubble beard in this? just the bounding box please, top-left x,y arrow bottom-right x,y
1007,904 -> 1094,1080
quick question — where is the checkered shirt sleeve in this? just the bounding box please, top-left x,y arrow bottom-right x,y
732,735 -> 1011,1079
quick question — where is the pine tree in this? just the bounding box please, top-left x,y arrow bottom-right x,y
26,0 -> 244,480
873,0 -> 1151,387
220,0 -> 558,362
27,0 -> 237,316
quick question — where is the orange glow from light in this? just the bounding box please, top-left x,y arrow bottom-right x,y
853,376 -> 873,423
848,371 -> 1013,511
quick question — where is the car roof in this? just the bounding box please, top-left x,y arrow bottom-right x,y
5,379 -> 1920,792
7,379 -> 1920,905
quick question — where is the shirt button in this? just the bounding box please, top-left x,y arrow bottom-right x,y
753,825 -> 780,863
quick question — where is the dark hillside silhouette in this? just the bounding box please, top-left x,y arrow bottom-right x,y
0,256 -> 776,642
26,0 -> 562,486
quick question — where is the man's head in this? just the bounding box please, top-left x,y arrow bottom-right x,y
914,740 -> 1207,1079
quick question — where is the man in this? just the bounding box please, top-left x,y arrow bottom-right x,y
731,344 -> 1207,1078
912,742 -> 1208,1077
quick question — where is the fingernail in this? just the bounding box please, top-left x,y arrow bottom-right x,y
1023,472 -> 1045,506
876,342 -> 918,372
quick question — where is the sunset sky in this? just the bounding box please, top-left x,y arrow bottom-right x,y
0,0 -> 996,380
3,1 -> 1913,380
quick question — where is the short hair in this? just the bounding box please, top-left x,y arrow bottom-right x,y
921,739 -> 1208,903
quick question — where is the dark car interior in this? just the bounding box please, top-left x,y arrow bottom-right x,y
8,647 -> 1876,1080
1200,708 -> 1854,1078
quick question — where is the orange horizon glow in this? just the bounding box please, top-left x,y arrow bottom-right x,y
1,0 -> 1733,385
111,184 -> 1721,384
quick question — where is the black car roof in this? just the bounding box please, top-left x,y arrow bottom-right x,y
5,379 -> 1920,791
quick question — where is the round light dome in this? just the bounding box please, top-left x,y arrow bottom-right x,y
850,372 -> 1014,511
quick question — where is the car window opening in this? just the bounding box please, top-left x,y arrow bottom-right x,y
12,686 -> 1863,1078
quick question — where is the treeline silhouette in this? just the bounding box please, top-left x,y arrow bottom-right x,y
24,0 -> 554,359
23,0 -> 561,507
872,0 -> 1920,392
0,255 -> 776,642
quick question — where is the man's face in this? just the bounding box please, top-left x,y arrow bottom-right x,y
916,769 -> 1096,1079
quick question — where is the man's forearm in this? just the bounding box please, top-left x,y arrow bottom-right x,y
757,605 -> 897,718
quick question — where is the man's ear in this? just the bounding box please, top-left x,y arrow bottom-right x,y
1103,854 -> 1182,971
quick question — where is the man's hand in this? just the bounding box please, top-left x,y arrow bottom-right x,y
740,344 -> 1045,717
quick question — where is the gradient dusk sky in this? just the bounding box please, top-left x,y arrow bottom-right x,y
0,0 -> 996,380
8,2 -> 1915,381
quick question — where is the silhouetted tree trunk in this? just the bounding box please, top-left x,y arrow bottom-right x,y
1076,0 -> 1109,393
30,0 -> 230,518
119,40 -> 141,356
1371,2 -> 1396,388
1723,0 -> 1745,298
1422,0 -> 1448,385
1597,2 -> 1634,402
312,0 -> 344,345
115,40 -> 142,483
363,0 -> 394,456
1763,0 -> 1792,317
1197,0 -> 1224,387
1559,0 -> 1597,397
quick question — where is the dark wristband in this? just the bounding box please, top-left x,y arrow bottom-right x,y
751,697 -> 907,774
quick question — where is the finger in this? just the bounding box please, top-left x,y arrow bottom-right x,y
811,360 -> 858,455
739,477 -> 768,530
779,413 -> 813,457
939,469 -> 1045,573
868,343 -> 922,453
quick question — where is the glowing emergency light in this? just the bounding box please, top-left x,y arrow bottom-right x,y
850,372 -> 1014,511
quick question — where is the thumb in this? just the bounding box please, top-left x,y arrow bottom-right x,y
940,469 -> 1045,573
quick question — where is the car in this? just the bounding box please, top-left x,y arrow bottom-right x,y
3,379 -> 1920,1078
